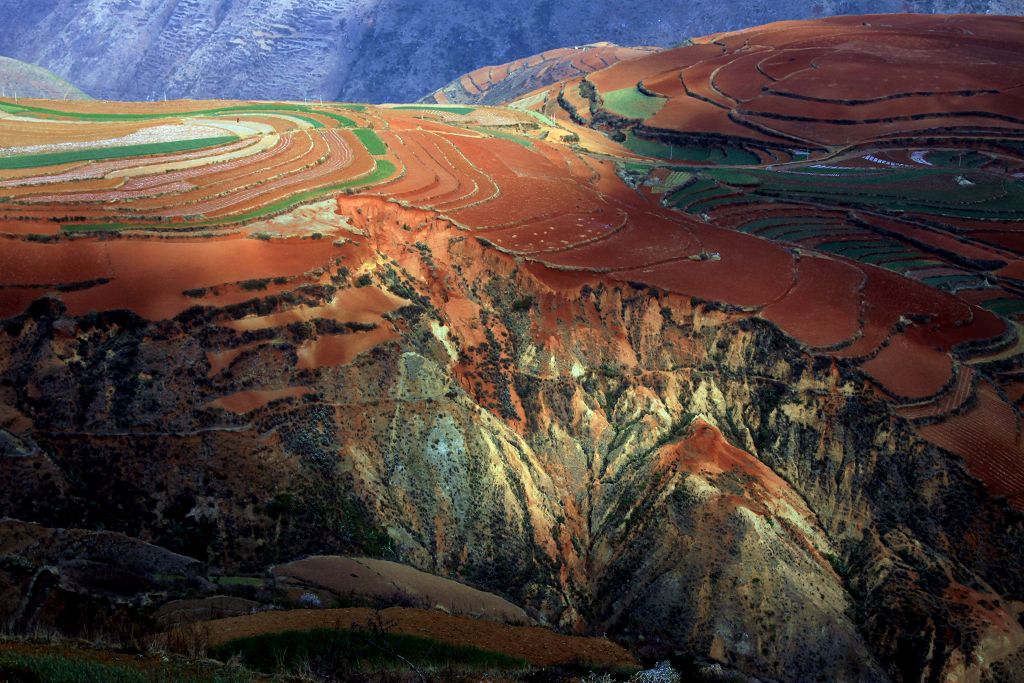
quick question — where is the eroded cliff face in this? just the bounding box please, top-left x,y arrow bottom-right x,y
2,197 -> 1023,682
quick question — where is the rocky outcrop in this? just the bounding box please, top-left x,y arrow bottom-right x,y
0,0 -> 1019,103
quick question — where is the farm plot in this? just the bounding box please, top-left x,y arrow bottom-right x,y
761,254 -> 865,349
1,234 -> 345,319
918,382 -> 1024,508
0,135 -> 237,170
861,330 -> 954,400
479,208 -> 628,254
0,136 -> 257,188
601,87 -> 667,120
534,212 -> 699,271
614,225 -> 796,308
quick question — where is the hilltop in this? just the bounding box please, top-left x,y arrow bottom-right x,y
421,43 -> 660,106
0,13 -> 1022,683
0,55 -> 88,100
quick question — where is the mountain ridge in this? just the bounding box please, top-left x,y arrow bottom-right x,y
0,1 -> 1020,103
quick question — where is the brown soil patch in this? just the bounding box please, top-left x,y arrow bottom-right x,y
273,556 -> 530,624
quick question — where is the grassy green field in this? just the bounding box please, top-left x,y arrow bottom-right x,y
210,628 -> 527,677
601,87 -> 667,119
623,132 -> 712,161
0,136 -> 237,169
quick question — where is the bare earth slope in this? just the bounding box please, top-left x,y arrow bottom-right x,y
0,14 -> 1023,683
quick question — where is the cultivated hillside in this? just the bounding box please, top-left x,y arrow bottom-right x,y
0,56 -> 88,100
421,43 -> 660,106
0,13 -> 1023,683
0,0 -> 1019,103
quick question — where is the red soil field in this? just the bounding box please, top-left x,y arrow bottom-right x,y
896,366 -> 976,421
861,216 -> 1010,264
0,52 -> 1020,521
210,386 -> 315,414
4,236 -> 346,319
589,45 -> 717,94
680,59 -> 740,110
919,382 -> 1024,508
224,286 -> 406,331
711,50 -> 775,103
861,331 -> 954,400
646,96 -> 790,145
206,342 -> 267,377
0,237 -> 112,285
998,261 -> 1024,281
534,212 -> 700,271
975,232 -> 1024,252
0,288 -> 55,318
614,230 -> 795,308
756,49 -> 829,81
761,254 -> 865,349
478,208 -> 628,254
295,326 -> 398,369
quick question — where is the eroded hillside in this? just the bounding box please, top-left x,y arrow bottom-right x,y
1,14 -> 1023,683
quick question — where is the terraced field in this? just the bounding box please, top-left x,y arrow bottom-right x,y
0,15 -> 1022,519
423,43 -> 660,106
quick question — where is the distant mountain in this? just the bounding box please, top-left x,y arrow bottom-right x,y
0,55 -> 88,100
420,43 -> 660,106
0,0 -> 1018,104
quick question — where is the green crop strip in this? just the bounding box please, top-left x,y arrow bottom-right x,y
0,136 -> 237,169
981,297 -> 1024,316
352,128 -> 388,155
